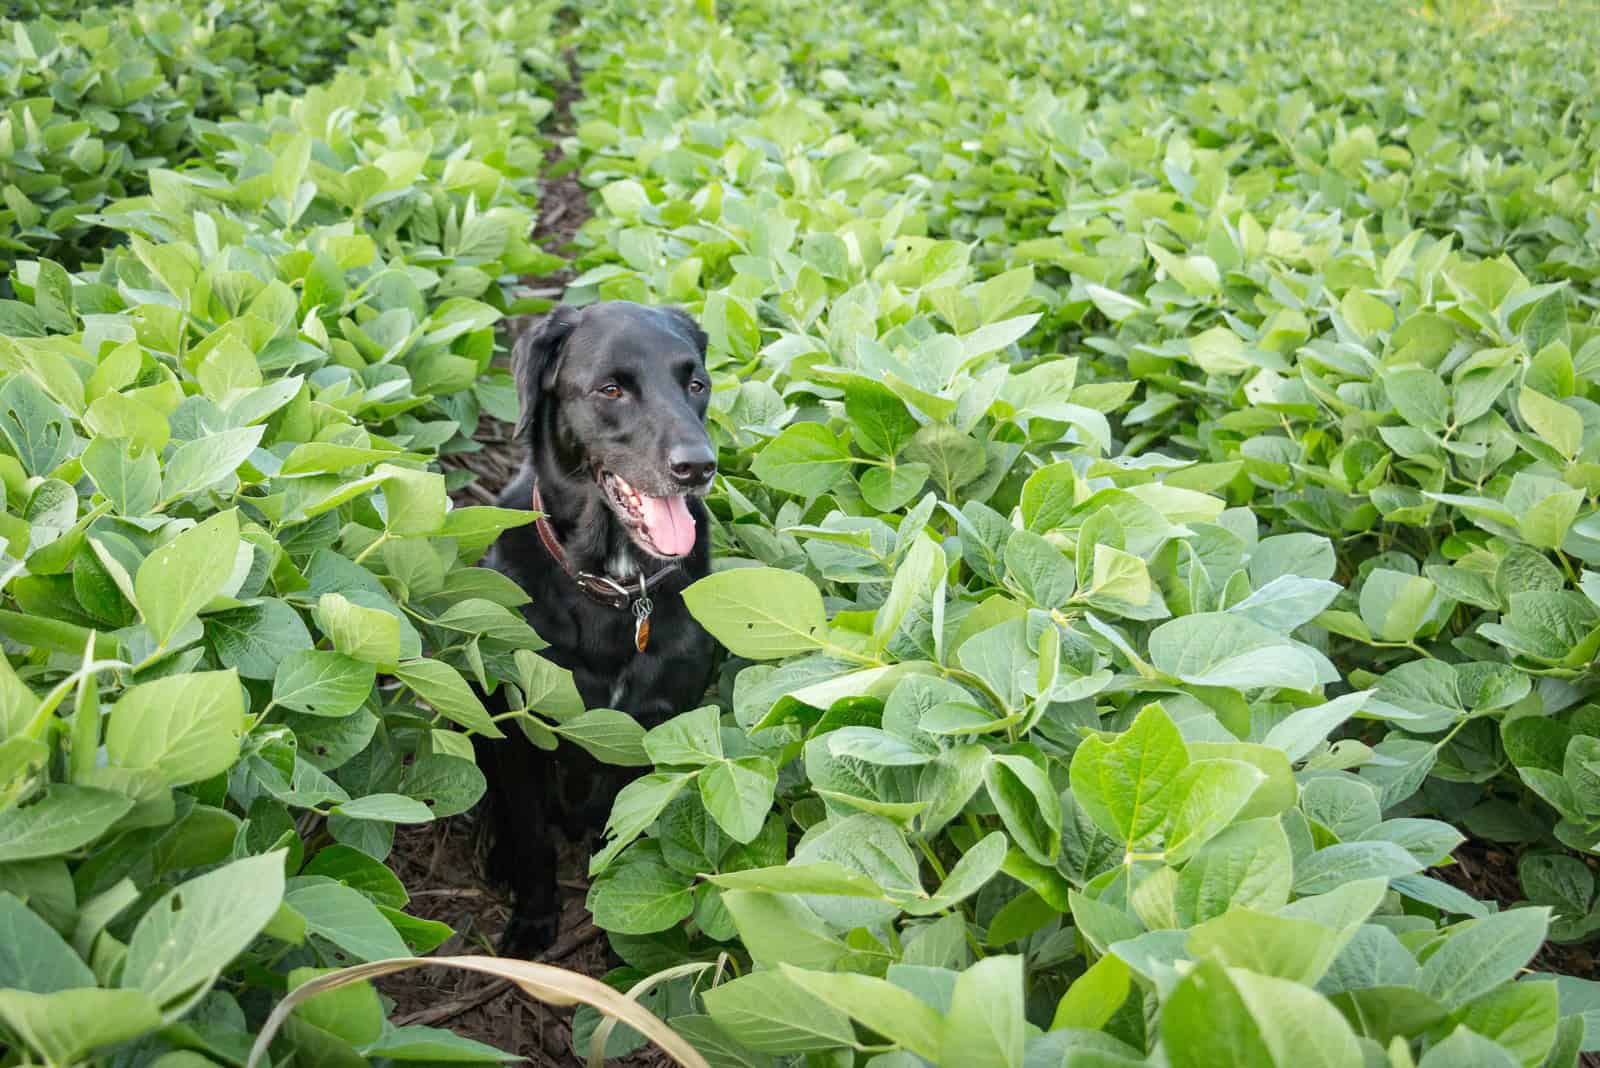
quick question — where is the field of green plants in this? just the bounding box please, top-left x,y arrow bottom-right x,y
4,0 -> 1600,1064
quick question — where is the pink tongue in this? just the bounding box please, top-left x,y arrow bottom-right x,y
637,494 -> 696,556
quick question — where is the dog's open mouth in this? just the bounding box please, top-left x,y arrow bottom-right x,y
599,471 -> 697,557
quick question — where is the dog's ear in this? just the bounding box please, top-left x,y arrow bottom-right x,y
660,306 -> 709,362
512,306 -> 582,444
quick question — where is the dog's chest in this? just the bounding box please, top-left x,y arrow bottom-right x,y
607,550 -> 639,582
520,583 -> 680,711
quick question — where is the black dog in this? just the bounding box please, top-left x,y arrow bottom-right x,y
475,302 -> 719,956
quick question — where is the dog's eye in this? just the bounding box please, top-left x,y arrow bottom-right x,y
597,383 -> 624,399
687,379 -> 707,394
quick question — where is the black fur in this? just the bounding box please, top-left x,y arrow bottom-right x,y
474,302 -> 718,956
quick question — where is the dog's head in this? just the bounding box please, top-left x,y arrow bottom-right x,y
512,302 -> 714,559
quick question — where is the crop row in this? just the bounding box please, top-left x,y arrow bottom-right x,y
556,0 -> 1600,1064
1,0 -> 385,274
0,1 -> 584,1063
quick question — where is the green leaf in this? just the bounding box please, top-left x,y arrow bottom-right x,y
1518,388 -> 1581,461
394,658 -> 502,738
0,892 -> 94,992
1174,818 -> 1294,926
0,375 -> 76,478
779,966 -> 945,1061
1261,691 -> 1370,763
0,988 -> 162,1067
1228,575 -> 1341,632
702,970 -> 856,1054
942,955 -> 1024,1068
161,426 -> 264,501
1383,366 -> 1450,432
700,756 -> 778,843
123,852 -> 287,1006
1452,980 -> 1559,1068
1068,703 -> 1189,846
207,599 -> 313,680
682,568 -> 829,659
961,313 -> 1041,359
134,510 -> 241,647
984,754 -> 1062,865
1051,952 -> 1131,1031
829,726 -> 936,767
361,1024 -> 511,1061
333,794 -> 435,823
302,593 -> 395,666
81,437 -> 159,516
906,832 -> 1008,916
0,785 -> 134,862
271,651 -> 375,718
1002,529 -> 1075,608
1168,960 -> 1363,1068
645,705 -> 724,766
397,755 -> 484,820
1165,759 -> 1266,864
1160,960 -> 1275,1068
1294,841 -> 1423,895
105,670 -> 244,786
1418,1026 -> 1522,1068
586,855 -> 695,935
706,862 -> 885,898
859,462 -> 931,511
1419,908 -> 1551,1009
721,889 -> 851,970
904,422 -> 987,498
1148,614 -> 1326,690
0,656 -> 40,739
1186,908 -> 1346,985
845,380 -> 920,458
283,881 -> 411,962
300,846 -> 408,909
513,649 -> 583,722
875,531 -> 944,648
32,260 -> 74,333
1232,966 -> 1364,1068
793,813 -> 921,928
551,708 -> 649,766
751,422 -> 854,496
591,773 -> 694,876
378,464 -> 447,536
288,966 -> 384,1046
1089,544 -> 1151,604
1359,569 -> 1438,643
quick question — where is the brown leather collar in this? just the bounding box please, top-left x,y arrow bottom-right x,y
528,478 -> 682,612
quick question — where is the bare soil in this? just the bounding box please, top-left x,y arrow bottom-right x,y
378,817 -> 670,1067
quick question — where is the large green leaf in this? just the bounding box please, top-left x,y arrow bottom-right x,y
1148,615 -> 1327,691
1418,908 -> 1551,1009
1068,703 -> 1189,847
123,851 -> 287,1006
0,786 -> 135,863
133,511 -> 242,648
105,670 -> 245,786
682,568 -> 829,659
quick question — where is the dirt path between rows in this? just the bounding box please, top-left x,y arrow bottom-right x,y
376,48 -> 670,1068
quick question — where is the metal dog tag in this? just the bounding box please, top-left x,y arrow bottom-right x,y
633,594 -> 653,653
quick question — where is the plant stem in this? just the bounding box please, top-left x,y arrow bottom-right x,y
916,837 -> 949,882
353,531 -> 390,564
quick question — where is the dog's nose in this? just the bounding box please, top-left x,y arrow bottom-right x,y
668,444 -> 716,487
